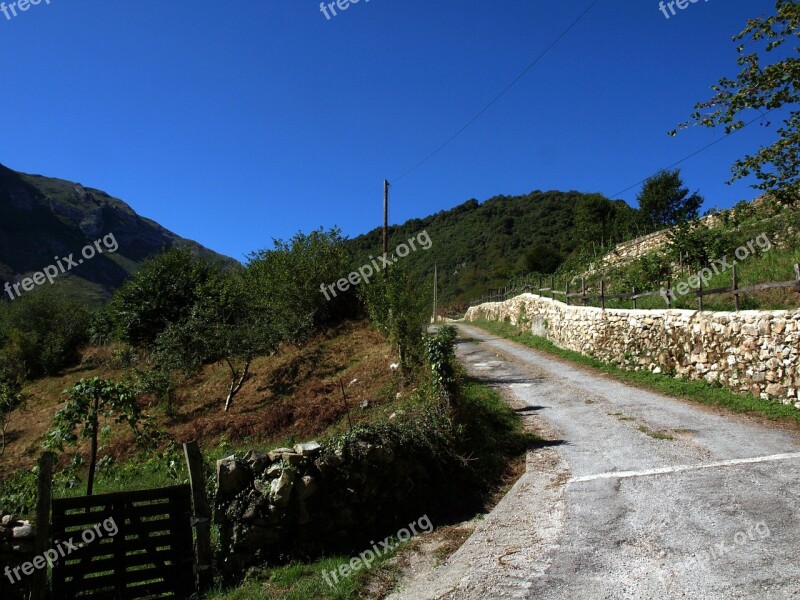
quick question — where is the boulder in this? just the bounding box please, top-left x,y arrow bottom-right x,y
217,456 -> 252,495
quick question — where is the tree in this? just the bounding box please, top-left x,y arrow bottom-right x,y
107,247 -> 225,347
360,264 -> 428,372
574,194 -> 616,250
672,0 -> 800,202
45,378 -> 150,496
0,372 -> 24,457
246,228 -> 355,343
154,267 -> 280,412
637,170 -> 703,229
523,244 -> 563,274
0,289 -> 90,377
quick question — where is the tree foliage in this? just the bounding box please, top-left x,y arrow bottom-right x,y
637,169 -> 703,229
246,227 -> 356,343
673,0 -> 800,201
0,289 -> 90,378
360,264 -> 428,372
45,377 -> 152,496
0,371 -> 24,457
108,247 -> 224,347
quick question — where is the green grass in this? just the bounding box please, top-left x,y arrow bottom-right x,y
471,319 -> 800,425
637,426 -> 675,441
204,548 -> 401,600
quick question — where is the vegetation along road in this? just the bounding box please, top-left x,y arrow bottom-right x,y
392,323 -> 800,599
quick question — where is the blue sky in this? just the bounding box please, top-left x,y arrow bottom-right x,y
0,0 -> 782,260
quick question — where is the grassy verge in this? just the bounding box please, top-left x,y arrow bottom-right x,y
470,319 -> 800,425
204,549 -> 401,600
202,378 -> 534,600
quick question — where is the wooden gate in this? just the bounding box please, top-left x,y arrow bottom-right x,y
50,484 -> 196,600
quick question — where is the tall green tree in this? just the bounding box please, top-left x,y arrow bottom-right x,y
574,194 -> 616,250
246,228 -> 355,343
0,371 -> 24,457
637,170 -> 703,229
0,289 -> 90,378
672,0 -> 800,201
108,247 -> 224,347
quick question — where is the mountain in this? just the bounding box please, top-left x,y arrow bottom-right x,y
346,190 -> 640,309
0,164 -> 232,305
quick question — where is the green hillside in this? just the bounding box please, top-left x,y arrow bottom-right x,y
346,190 -> 641,309
0,164 -> 232,305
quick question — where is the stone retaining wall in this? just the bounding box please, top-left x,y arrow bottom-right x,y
214,434 -> 450,578
0,514 -> 36,600
465,294 -> 800,406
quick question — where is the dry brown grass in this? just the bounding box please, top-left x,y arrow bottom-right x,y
0,320 -> 402,478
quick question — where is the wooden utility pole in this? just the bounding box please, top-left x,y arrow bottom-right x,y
432,265 -> 438,323
383,180 -> 389,258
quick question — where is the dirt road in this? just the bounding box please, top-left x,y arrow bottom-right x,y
389,324 -> 800,600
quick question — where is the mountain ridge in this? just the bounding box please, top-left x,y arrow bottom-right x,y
0,164 -> 233,304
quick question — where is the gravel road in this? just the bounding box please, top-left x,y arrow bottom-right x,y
388,323 -> 800,600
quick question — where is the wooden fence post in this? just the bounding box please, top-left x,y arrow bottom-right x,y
732,264 -> 740,311
600,280 -> 606,310
795,264 -> 800,293
551,275 -> 555,301
32,452 -> 54,600
697,273 -> 703,311
183,442 -> 214,592
665,280 -> 672,309
582,276 -> 587,306
632,287 -> 637,310
566,279 -> 570,306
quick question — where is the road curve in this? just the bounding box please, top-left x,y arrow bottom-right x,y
389,323 -> 800,600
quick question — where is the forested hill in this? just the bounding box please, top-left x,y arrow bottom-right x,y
346,190 -> 642,309
0,164 -> 232,305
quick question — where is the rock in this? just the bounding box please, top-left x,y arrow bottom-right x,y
268,448 -> 294,462
314,453 -> 343,477
360,401 -> 370,409
217,456 -> 252,495
281,452 -> 305,467
297,475 -> 319,500
1,515 -> 14,526
12,524 -> 33,539
269,470 -> 296,507
243,450 -> 271,473
294,442 -> 322,457
265,463 -> 283,478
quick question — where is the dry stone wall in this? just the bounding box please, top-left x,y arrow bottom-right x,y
0,514 -> 36,600
214,433 -> 453,578
465,294 -> 800,407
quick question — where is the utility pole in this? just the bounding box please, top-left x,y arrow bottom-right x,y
432,264 -> 438,323
383,179 -> 389,258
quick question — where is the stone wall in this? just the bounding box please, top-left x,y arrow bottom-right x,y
465,294 -> 800,406
599,229 -> 671,267
214,432 -> 452,578
0,514 -> 36,600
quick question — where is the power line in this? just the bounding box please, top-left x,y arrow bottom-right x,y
610,110 -> 775,198
391,0 -> 602,184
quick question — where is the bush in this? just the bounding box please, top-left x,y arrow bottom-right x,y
0,289 -> 90,377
